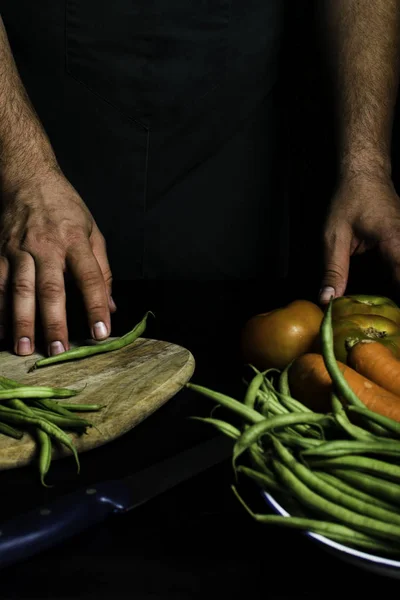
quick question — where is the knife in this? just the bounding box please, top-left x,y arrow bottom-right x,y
0,434 -> 233,569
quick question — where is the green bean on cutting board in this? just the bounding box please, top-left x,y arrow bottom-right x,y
0,405 -> 80,473
29,310 -> 153,371
0,386 -> 80,401
7,399 -> 53,487
50,401 -> 104,412
0,422 -> 23,440
0,316 -> 155,485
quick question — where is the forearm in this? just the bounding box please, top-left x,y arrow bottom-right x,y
318,0 -> 400,179
0,16 -> 58,192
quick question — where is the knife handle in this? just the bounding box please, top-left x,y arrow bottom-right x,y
0,480 -> 130,569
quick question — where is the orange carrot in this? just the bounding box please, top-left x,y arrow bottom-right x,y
288,352 -> 400,422
347,339 -> 400,398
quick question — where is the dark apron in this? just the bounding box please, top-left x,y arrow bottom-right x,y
1,1 -> 286,281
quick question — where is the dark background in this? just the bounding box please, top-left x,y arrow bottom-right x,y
1,2 -> 400,598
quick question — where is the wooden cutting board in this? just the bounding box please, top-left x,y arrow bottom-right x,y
0,337 -> 195,470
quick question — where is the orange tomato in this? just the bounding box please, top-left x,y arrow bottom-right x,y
241,299 -> 324,370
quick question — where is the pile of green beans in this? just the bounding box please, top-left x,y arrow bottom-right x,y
187,299 -> 400,557
0,311 -> 153,485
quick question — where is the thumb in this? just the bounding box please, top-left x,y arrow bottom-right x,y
319,226 -> 352,305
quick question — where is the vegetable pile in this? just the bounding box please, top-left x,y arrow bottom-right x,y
0,311 -> 151,486
188,296 -> 400,557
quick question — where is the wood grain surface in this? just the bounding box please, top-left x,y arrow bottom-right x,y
0,337 -> 195,470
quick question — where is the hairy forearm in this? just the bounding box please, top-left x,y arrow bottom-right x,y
0,16 -> 58,192
319,0 -> 400,179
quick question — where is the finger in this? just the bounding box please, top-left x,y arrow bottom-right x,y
67,243 -> 111,340
0,255 -> 9,340
319,225 -> 353,304
35,256 -> 70,356
90,227 -> 116,313
11,251 -> 36,355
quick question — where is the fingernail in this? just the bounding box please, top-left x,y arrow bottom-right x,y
319,286 -> 336,304
93,321 -> 108,340
18,337 -> 31,355
49,341 -> 65,356
110,296 -> 117,311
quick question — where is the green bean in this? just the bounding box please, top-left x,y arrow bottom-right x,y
307,455 -> 400,483
0,421 -> 23,440
236,465 -> 288,496
274,433 -> 322,450
263,376 -> 313,414
7,399 -> 53,486
278,361 -> 293,397
1,402 -> 89,430
0,386 -> 80,401
55,402 -> 104,412
30,408 -> 90,431
320,300 -> 365,408
0,408 -> 80,472
32,398 -> 79,418
320,300 -> 392,437
38,432 -> 53,488
244,372 -> 265,410
257,393 -> 310,437
348,405 -> 400,438
278,393 -> 314,415
186,383 -> 264,424
302,439 -> 400,459
231,486 -> 400,555
29,311 -> 153,371
272,437 -> 400,528
330,469 -> 400,506
315,471 -> 399,513
0,375 -> 23,389
331,394 -> 376,442
257,390 -> 287,416
232,412 -> 332,467
247,444 -> 268,470
258,386 -> 319,438
262,376 -> 322,439
272,457 -> 400,542
190,417 -> 240,441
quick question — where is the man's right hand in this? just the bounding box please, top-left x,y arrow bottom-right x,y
0,169 -> 116,357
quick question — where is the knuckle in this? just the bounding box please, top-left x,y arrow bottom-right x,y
44,321 -> 66,338
39,280 -> 64,301
88,300 -> 108,314
81,270 -> 103,289
14,317 -> 33,331
12,278 -> 35,298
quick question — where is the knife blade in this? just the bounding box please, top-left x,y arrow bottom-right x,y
0,434 -> 233,569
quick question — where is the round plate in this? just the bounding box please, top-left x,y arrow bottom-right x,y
262,491 -> 400,579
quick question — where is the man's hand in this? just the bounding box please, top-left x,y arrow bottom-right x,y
317,0 -> 400,304
0,169 -> 116,356
319,174 -> 400,304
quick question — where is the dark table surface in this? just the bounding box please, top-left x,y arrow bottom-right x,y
0,268 -> 399,599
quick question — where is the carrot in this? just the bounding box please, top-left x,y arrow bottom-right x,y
288,352 -> 400,422
347,340 -> 400,397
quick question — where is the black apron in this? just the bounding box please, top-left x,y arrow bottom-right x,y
1,1 -> 287,282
